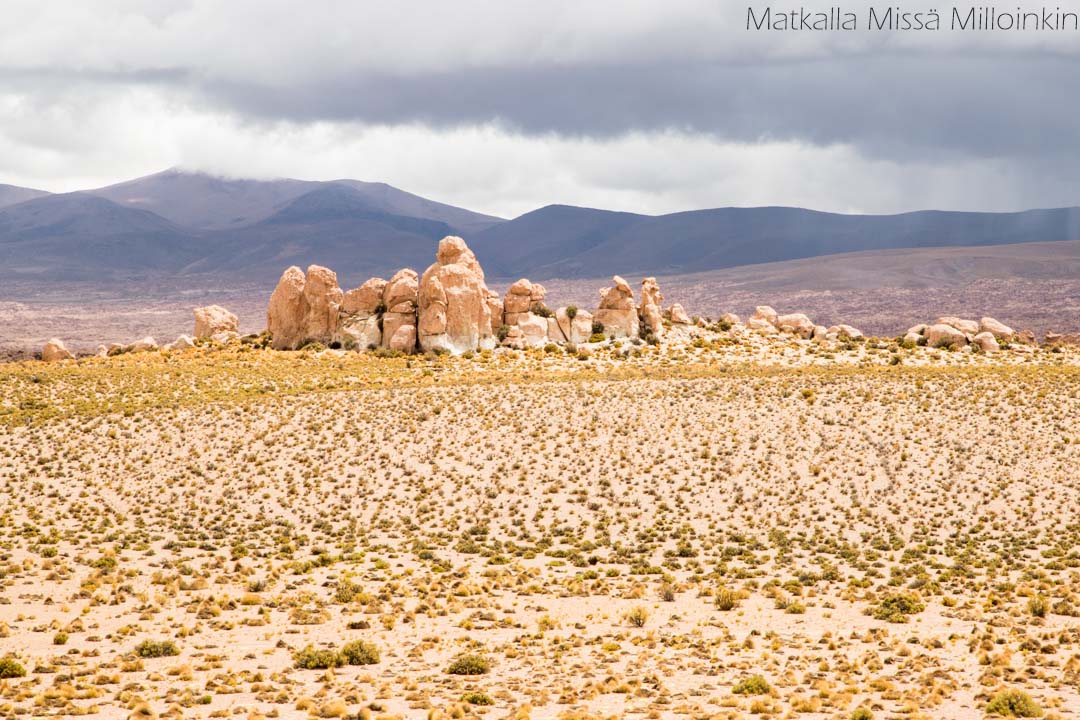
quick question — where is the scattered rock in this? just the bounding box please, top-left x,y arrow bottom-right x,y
777,313 -> 814,339
164,334 -> 196,351
128,336 -> 159,353
751,306 -> 779,327
829,324 -> 864,340
267,265 -> 344,349
972,332 -> 1000,353
595,276 -> 639,339
387,323 -> 417,352
934,316 -> 980,335
42,338 -> 74,362
926,324 -> 967,349
669,303 -> 691,325
193,305 -> 238,340
979,317 -> 1014,340
720,313 -> 741,326
639,278 -> 664,338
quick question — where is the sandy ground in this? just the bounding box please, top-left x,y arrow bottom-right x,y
0,330 -> 1078,719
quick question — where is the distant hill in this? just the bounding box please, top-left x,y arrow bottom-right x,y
471,204 -> 1080,279
0,183 -> 50,209
88,168 -> 503,233
1,168 -> 1079,286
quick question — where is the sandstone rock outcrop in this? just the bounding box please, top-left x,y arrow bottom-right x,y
934,316 -> 980,336
193,305 -> 238,340
164,335 -> 196,352
342,277 -> 387,315
380,268 -> 419,350
417,236 -> 495,354
551,307 -> 593,345
979,317 -> 1014,340
595,276 -> 639,339
337,277 -> 390,350
777,313 -> 814,339
639,278 -> 664,338
926,323 -> 967,349
267,265 -> 344,350
128,336 -> 159,353
42,338 -> 74,362
669,303 -> 691,325
972,331 -> 1000,353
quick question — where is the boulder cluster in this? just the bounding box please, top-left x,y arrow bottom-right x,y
32,234 -> 1079,362
746,305 -> 864,342
903,316 -> 1024,352
264,236 -> 694,355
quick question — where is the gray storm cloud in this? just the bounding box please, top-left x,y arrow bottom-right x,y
0,0 -> 1077,215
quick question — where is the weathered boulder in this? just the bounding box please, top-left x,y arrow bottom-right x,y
504,279 -> 534,314
829,324 -> 864,340
337,315 -> 382,349
342,278 -> 387,315
777,313 -> 814,339
383,269 -> 419,313
128,336 -> 159,353
193,305 -> 238,339
267,266 -> 307,349
903,332 -> 924,346
387,323 -> 417,352
267,265 -> 343,349
553,307 -> 593,345
972,332 -> 1000,353
748,317 -> 778,334
669,303 -> 691,325
1045,331 -> 1080,346
485,288 -> 503,335
979,317 -> 1014,340
516,312 -> 549,348
164,334 -> 196,351
529,283 -> 547,307
639,278 -> 664,337
926,323 -> 967,349
42,338 -> 74,362
595,276 -> 639,338
751,306 -> 779,328
934,316 -> 980,335
812,325 -> 829,342
417,236 -> 495,354
906,323 -> 928,336
381,312 -> 415,350
720,312 -> 741,326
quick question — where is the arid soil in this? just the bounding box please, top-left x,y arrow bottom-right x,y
1,330 -> 1078,719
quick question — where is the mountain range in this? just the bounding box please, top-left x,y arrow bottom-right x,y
1,168 -> 1079,286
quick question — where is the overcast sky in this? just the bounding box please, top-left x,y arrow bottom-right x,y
0,0 -> 1077,218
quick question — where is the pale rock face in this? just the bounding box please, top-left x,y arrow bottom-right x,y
751,306 -> 779,327
972,331 -> 1000,352
504,279 -> 533,315
777,313 -> 814,339
383,269 -> 419,312
266,265 -> 343,349
720,313 -> 741,325
417,236 -> 494,354
669,303 -> 691,324
639,277 -> 664,337
302,265 -> 343,341
555,307 -> 594,345
193,305 -> 239,339
1045,331 -> 1080,346
934,316 -> 980,335
598,276 -> 635,311
267,266 -> 307,349
381,312 -> 414,349
926,323 -> 967,349
387,324 -> 417,352
129,336 -> 159,353
829,324 -> 864,340
595,308 -> 639,339
210,331 -> 238,345
337,315 -> 382,349
979,317 -> 1014,339
748,317 -> 778,334
167,335 -> 196,351
903,332 -> 924,346
906,324 -> 928,336
529,283 -> 547,306
485,289 -> 503,335
501,325 -> 525,349
95,345 -> 108,358
516,312 -> 549,348
342,278 -> 388,315
42,338 -> 74,362
812,325 -> 829,342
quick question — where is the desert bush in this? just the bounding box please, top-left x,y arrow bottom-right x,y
985,689 -> 1042,717
659,583 -> 676,602
293,645 -> 344,669
566,305 -> 578,319
462,692 -> 494,705
715,587 -> 740,611
1028,595 -> 1048,618
497,325 -> 510,341
134,639 -> 180,658
851,708 -> 873,720
588,333 -> 606,344
872,593 -> 925,622
592,320 -> 604,335
625,605 -> 649,627
732,675 -> 771,695
447,653 -> 491,675
340,639 -> 380,665
0,657 -> 26,678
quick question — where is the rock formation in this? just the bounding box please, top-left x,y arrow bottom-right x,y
925,323 -> 967,349
381,268 -> 419,350
193,305 -> 238,340
639,278 -> 664,338
42,338 -> 74,362
669,303 -> 691,325
417,236 -> 495,354
267,265 -> 344,350
338,277 -> 388,350
595,276 -> 639,339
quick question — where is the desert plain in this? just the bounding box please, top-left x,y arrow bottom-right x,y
0,326 -> 1078,720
